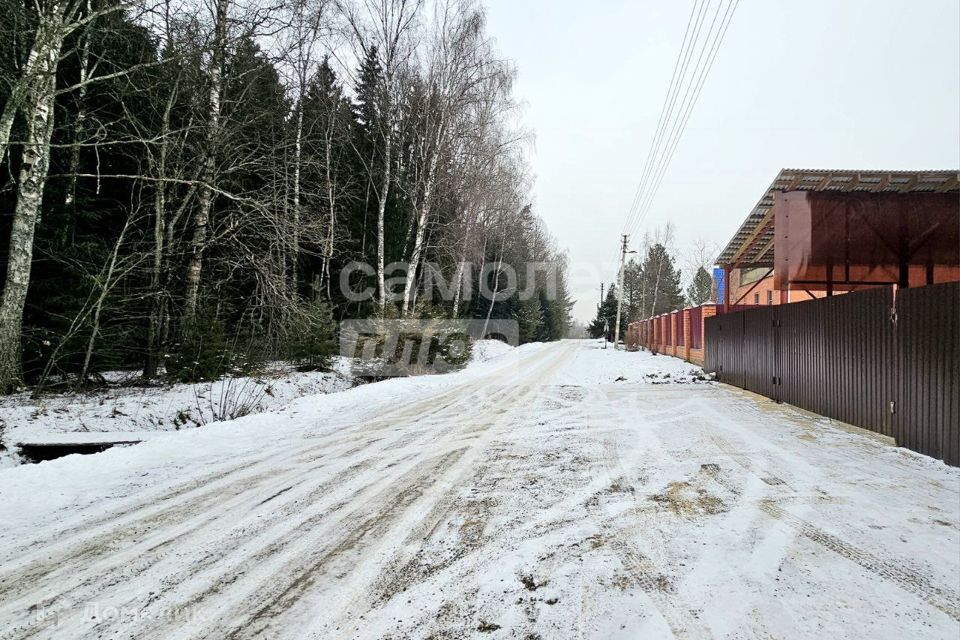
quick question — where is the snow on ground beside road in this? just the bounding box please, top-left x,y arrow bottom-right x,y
469,338 -> 516,364
0,342 -> 546,534
0,339 -> 523,468
0,359 -> 355,468
0,340 -> 957,639
552,339 -> 709,385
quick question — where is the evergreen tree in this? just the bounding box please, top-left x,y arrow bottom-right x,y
588,284 -> 619,339
622,259 -> 643,322
350,46 -> 384,269
687,266 -> 713,306
515,296 -> 543,344
0,3 -> 575,391
642,243 -> 685,317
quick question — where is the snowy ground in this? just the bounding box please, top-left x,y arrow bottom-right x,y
0,340 -> 957,639
0,359 -> 355,468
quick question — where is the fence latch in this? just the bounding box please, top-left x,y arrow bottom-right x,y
889,307 -> 898,326
889,400 -> 896,415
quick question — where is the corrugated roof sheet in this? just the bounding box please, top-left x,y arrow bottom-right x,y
716,169 -> 960,267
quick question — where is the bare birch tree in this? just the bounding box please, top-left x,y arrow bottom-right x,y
339,0 -> 422,315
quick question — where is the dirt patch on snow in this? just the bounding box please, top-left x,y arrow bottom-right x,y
649,481 -> 727,517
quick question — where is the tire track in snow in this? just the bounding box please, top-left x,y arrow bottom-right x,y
1,361 -> 498,564
0,351 -> 523,584
586,402 -> 714,639
1,456 -> 380,640
758,500 -> 960,621
706,432 -> 960,622
307,344 -> 580,638
287,345 -> 580,637
0,348 -> 562,639
129,346 -> 574,638
211,447 -> 472,640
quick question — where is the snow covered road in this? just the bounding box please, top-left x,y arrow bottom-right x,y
0,340 -> 958,639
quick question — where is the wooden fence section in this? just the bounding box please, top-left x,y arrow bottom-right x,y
704,283 -> 959,465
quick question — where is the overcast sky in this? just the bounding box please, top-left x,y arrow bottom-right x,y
483,0 -> 960,322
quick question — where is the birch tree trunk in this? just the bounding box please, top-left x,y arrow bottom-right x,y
291,104 -> 304,296
184,0 -> 228,323
0,24 -> 62,392
375,120 -> 391,316
323,119 -> 336,300
0,87 -> 22,164
79,212 -> 132,386
0,52 -> 37,164
481,218 -> 507,339
143,76 -> 180,378
450,214 -> 473,317
400,137 -> 441,316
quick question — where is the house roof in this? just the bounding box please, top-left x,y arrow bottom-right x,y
716,169 -> 960,268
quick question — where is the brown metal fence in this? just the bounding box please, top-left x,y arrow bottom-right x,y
704,283 -> 959,465
895,283 -> 960,464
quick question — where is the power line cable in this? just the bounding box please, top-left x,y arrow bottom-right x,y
620,0 -> 705,235
623,0 -> 712,235
626,0 -> 739,238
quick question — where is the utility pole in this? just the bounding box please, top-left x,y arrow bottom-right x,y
613,234 -> 635,350
598,283 -> 606,347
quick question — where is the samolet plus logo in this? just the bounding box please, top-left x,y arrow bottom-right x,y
340,320 -> 518,377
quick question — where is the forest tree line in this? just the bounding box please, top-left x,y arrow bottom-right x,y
0,0 -> 572,392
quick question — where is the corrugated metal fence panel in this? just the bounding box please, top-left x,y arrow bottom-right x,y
704,316 -> 719,372
780,287 -> 895,438
895,282 -> 960,465
704,311 -> 746,387
740,306 -> 777,399
704,284 -> 959,465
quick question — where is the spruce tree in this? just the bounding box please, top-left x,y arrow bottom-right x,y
687,266 -> 713,306
642,243 -> 685,317
588,284 -> 619,339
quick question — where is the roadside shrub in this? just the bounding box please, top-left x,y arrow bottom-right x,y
168,311 -> 241,383
438,331 -> 471,368
286,299 -> 337,371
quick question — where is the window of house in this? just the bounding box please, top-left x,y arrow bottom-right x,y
767,290 -> 774,305
754,293 -> 760,304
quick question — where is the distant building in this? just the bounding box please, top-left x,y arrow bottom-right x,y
715,169 -> 960,307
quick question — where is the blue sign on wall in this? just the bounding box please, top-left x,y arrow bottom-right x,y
713,267 -> 725,303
